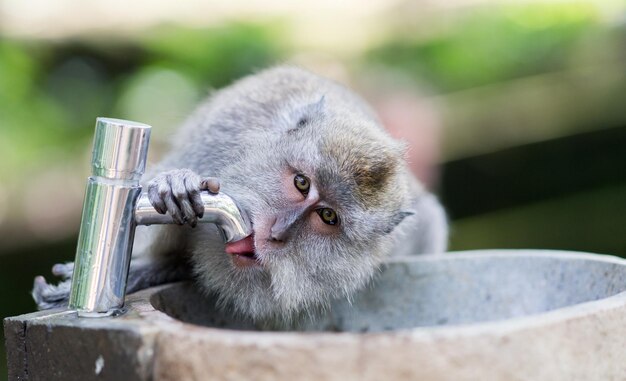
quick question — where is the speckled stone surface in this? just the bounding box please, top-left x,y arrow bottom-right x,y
6,250 -> 626,380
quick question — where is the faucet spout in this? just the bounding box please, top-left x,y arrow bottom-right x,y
134,192 -> 251,242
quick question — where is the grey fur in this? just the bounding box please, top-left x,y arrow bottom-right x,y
33,66 -> 448,326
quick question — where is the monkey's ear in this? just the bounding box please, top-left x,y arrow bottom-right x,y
292,95 -> 326,129
304,95 -> 326,116
314,95 -> 326,110
382,210 -> 414,235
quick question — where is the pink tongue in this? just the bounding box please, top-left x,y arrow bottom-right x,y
225,234 -> 255,255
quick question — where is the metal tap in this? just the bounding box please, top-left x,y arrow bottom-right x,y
68,118 -> 251,317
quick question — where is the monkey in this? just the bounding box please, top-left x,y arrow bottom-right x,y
32,65 -> 448,327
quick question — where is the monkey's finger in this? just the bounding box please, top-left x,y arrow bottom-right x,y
32,277 -> 69,303
170,173 -> 198,226
170,172 -> 190,204
185,177 -> 205,218
200,177 -> 220,194
162,176 -> 184,224
32,276 -> 48,297
52,263 -> 74,280
181,200 -> 198,227
163,191 -> 184,225
149,179 -> 167,214
172,184 -> 198,226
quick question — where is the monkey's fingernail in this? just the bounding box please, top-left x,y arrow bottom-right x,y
172,215 -> 183,225
192,201 -> 205,218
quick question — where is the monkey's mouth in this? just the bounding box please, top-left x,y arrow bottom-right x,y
224,234 -> 259,267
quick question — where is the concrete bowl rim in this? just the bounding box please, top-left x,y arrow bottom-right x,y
388,248 -> 626,266
145,249 -> 626,341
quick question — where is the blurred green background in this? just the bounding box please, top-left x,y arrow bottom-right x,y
1,1 -> 626,378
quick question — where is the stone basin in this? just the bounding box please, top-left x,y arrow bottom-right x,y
5,250 -> 626,380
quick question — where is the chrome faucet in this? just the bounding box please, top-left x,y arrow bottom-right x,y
68,118 -> 251,317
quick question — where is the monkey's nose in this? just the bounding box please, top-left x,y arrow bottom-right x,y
269,216 -> 293,243
270,206 -> 308,243
269,225 -> 291,242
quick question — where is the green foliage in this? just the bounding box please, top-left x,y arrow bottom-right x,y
0,41 -> 73,177
367,3 -> 599,92
139,22 -> 286,88
0,22 -> 286,181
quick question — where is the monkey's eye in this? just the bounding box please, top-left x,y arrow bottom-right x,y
317,208 -> 339,225
294,174 -> 310,195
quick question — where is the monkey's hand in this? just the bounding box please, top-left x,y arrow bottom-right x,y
147,169 -> 220,227
32,259 -> 191,310
32,262 -> 74,310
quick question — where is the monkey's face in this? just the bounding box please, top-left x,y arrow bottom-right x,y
188,98 -> 411,325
